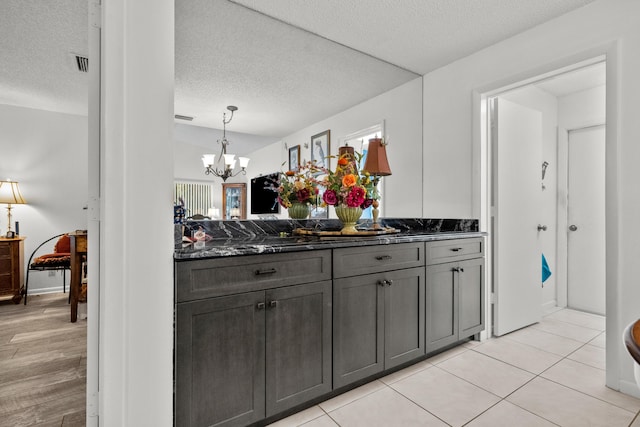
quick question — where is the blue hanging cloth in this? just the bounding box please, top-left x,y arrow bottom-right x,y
542,253 -> 552,283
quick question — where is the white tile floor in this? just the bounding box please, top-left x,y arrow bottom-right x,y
268,309 -> 640,427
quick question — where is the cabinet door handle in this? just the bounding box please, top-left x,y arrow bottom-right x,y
452,267 -> 465,273
255,268 -> 277,276
386,279 -> 393,286
375,255 -> 392,261
450,248 -> 463,252
377,280 -> 386,287
269,300 -> 278,308
257,302 -> 266,310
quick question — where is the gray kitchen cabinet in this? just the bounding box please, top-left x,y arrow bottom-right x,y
425,238 -> 485,354
265,281 -> 332,416
176,291 -> 266,427
175,251 -> 332,427
333,266 -> 425,388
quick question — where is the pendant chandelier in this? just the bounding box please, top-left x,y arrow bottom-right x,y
201,105 -> 249,181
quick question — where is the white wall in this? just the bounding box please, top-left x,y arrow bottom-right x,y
0,104 -> 88,293
422,0 -> 640,395
500,87 -> 559,310
242,77 -> 424,219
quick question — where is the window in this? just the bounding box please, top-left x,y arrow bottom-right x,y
174,181 -> 215,218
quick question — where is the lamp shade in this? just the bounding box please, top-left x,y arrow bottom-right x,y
0,180 -> 26,205
363,137 -> 392,176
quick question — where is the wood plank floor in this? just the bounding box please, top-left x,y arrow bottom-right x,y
0,293 -> 86,427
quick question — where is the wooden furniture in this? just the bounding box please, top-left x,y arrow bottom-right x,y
0,237 -> 25,304
175,250 -> 332,426
221,183 -> 246,219
425,238 -> 485,353
69,231 -> 87,323
174,237 -> 484,427
333,242 -> 425,388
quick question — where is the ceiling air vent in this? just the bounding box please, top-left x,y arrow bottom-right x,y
175,114 -> 194,121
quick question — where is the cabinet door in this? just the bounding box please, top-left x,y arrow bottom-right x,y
425,263 -> 458,353
265,281 -> 332,416
176,292 -> 265,427
333,275 -> 384,388
384,267 -> 425,369
458,258 -> 485,339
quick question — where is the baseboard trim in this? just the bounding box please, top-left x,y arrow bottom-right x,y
27,286 -> 66,295
619,379 -> 640,399
542,300 -> 559,315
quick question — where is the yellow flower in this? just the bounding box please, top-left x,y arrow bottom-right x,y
294,180 -> 305,190
342,174 -> 357,187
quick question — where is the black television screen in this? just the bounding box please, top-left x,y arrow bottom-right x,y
250,173 -> 280,215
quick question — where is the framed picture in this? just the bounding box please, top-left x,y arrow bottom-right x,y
310,130 -> 330,170
288,145 -> 300,171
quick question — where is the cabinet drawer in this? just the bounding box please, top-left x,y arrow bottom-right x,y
425,238 -> 484,265
0,243 -> 10,257
333,242 -> 423,278
176,250 -> 332,302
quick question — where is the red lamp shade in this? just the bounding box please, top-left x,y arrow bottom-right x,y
363,137 -> 392,176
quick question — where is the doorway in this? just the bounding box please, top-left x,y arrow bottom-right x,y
565,124 -> 606,315
487,59 -> 606,337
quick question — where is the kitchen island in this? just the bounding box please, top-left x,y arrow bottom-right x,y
174,218 -> 485,427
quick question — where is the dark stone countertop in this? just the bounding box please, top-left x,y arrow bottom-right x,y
174,218 -> 485,260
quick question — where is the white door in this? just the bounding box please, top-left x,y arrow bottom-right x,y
493,98 -> 543,336
567,125 -> 606,315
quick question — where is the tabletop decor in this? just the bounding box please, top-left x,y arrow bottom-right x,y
312,148 -> 376,233
274,163 -> 318,219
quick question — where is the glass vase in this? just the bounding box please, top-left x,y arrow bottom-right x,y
288,202 -> 310,219
334,205 -> 362,233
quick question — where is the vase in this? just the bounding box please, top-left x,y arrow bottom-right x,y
288,202 -> 310,219
334,205 -> 362,233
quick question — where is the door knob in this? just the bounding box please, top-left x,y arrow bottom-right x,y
537,224 -> 547,231
569,224 -> 578,231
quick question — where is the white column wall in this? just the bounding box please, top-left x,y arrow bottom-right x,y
100,0 -> 174,424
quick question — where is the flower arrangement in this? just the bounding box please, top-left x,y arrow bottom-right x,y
315,151 -> 376,209
274,163 -> 318,208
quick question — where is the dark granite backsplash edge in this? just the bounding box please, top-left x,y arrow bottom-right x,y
175,218 -> 478,247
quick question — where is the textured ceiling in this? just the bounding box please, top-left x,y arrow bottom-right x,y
1,0 -> 600,146
231,0 -> 597,75
0,0 -> 88,117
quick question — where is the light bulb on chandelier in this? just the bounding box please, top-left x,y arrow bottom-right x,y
201,105 -> 250,181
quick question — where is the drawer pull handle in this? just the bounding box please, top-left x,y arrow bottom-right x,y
255,268 -> 277,276
257,302 -> 266,310
269,300 -> 278,308
376,255 -> 393,261
450,248 -> 463,252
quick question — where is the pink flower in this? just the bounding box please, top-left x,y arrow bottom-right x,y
323,189 -> 338,205
360,198 -> 373,209
345,187 -> 366,207
296,188 -> 311,202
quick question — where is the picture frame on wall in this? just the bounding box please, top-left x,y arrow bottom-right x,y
288,145 -> 300,171
310,130 -> 330,170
